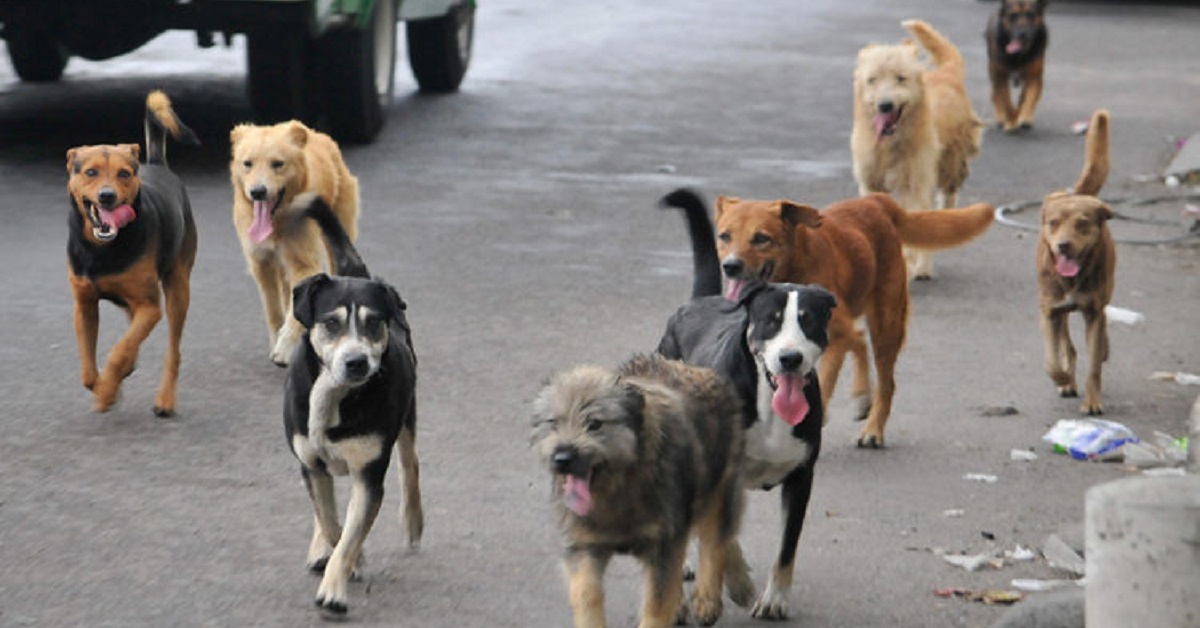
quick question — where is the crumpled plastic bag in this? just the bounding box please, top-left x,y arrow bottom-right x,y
1042,419 -> 1139,461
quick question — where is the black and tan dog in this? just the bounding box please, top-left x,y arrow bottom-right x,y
284,195 -> 422,616
1038,109 -> 1113,415
657,189 -> 837,620
985,0 -> 1049,132
532,354 -> 752,628
66,90 -> 199,416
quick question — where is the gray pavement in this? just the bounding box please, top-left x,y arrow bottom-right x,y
1,1 -> 1198,627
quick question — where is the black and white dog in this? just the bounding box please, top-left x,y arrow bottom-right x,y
656,188 -> 836,621
283,194 -> 423,616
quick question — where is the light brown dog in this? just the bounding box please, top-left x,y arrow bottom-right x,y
66,91 -> 198,416
229,120 -> 360,365
1038,109 -> 1114,415
716,193 -> 993,447
852,19 -> 984,279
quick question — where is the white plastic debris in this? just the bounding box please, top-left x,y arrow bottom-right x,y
1009,546 -> 1038,562
963,473 -> 999,483
943,553 -> 993,572
942,508 -> 965,518
1010,449 -> 1039,462
1043,419 -> 1139,461
1104,305 -> 1145,326
1011,578 -> 1080,592
1071,120 -> 1090,135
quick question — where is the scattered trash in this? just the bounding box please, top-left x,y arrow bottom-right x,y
1151,371 -> 1200,386
934,587 -> 1025,606
981,531 -> 996,541
1071,120 -> 1089,135
655,163 -> 678,174
1104,305 -> 1145,326
1185,204 -> 1200,218
979,405 -> 1020,417
1165,175 -> 1182,188
1131,173 -> 1162,183
963,473 -> 999,483
1042,534 -> 1086,577
943,508 -> 965,518
1120,431 -> 1188,468
942,553 -> 994,572
1010,449 -> 1039,462
1008,545 -> 1037,562
1043,419 -> 1139,461
1011,578 -> 1081,593
1142,467 -> 1187,477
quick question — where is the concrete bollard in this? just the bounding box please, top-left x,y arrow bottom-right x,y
1085,475 -> 1200,627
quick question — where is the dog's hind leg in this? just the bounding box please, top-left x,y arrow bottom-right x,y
315,466 -> 385,615
639,541 -> 687,628
858,303 -> 905,448
848,324 -> 872,422
818,314 -> 855,422
395,425 -> 424,548
153,263 -> 192,417
565,549 -> 610,628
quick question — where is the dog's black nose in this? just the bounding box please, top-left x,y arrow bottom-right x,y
878,101 -> 895,114
97,188 -> 117,206
779,351 -> 804,372
552,447 -> 576,474
722,258 -> 744,278
1056,242 -> 1073,256
249,185 -> 269,201
344,355 -> 369,379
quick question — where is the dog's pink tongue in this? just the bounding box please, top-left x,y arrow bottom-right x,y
1055,256 -> 1081,278
248,200 -> 274,244
563,475 -> 593,517
873,111 -> 899,138
98,204 -> 136,229
725,279 -> 745,302
1006,40 -> 1024,54
772,373 -> 810,426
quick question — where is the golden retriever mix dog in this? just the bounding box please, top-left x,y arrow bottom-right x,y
229,120 -> 360,365
852,19 -> 984,280
1038,109 -> 1113,415
714,193 -> 994,447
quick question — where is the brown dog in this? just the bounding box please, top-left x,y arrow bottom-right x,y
852,20 -> 984,280
66,91 -> 199,416
715,193 -> 993,447
986,0 -> 1049,132
229,120 -> 360,366
1038,109 -> 1113,415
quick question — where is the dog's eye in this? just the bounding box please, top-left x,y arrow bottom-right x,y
751,233 -> 771,246
242,160 -> 252,169
586,420 -> 602,432
895,75 -> 906,84
322,318 -> 342,334
1047,219 -> 1061,229
718,232 -> 731,243
866,77 -> 876,86
117,169 -> 132,180
84,168 -> 98,177
271,160 -> 285,170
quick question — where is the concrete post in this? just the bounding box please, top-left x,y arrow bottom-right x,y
1085,475 -> 1200,627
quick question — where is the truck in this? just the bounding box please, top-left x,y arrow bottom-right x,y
0,0 -> 475,143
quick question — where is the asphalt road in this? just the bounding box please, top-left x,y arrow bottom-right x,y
1,1 -> 1198,627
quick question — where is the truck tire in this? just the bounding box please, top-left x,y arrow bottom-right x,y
246,27 -> 319,125
318,0 -> 396,143
406,1 -> 474,93
5,24 -> 69,82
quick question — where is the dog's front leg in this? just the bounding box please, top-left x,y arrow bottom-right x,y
1016,58 -> 1045,129
751,467 -> 814,620
1080,307 -> 1107,415
303,467 -> 341,570
1041,309 -> 1077,397
638,541 -> 686,628
989,66 -> 1018,130
70,277 -> 100,391
315,469 -> 384,615
565,549 -> 610,628
94,298 -> 161,411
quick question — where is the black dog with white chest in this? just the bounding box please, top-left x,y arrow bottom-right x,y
656,188 -> 836,621
283,195 -> 423,616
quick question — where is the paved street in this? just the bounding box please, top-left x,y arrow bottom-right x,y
1,1 -> 1198,626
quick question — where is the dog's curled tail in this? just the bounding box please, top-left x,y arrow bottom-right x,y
902,19 -> 966,81
892,198 -> 995,251
297,192 -> 370,279
144,90 -> 199,165
1073,109 -> 1110,197
659,188 -> 723,299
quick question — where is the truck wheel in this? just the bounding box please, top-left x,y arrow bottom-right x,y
246,28 -> 319,125
5,24 -> 69,82
406,1 -> 474,93
318,0 -> 396,144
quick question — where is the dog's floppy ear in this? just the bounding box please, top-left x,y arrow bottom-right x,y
779,201 -> 822,229
66,147 -> 79,173
287,121 -> 309,148
1091,201 -> 1114,223
292,273 -> 332,329
733,281 -> 770,308
229,123 -> 250,147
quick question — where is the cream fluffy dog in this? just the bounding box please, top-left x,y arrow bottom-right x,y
229,120 -> 360,365
851,20 -> 984,280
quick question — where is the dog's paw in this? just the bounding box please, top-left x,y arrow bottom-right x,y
856,431 -> 885,449
690,592 -> 723,626
315,575 -> 350,616
725,565 -> 756,609
1081,401 -> 1104,416
749,587 -> 789,621
1058,384 -> 1079,398
152,404 -> 175,418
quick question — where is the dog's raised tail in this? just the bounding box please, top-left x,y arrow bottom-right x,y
902,19 -> 966,82
659,188 -> 722,299
1073,109 -> 1110,196
298,193 -> 370,279
144,90 -> 199,165
886,195 -> 995,251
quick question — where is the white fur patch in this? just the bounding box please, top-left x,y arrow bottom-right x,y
742,374 -> 812,488
760,291 -> 823,378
